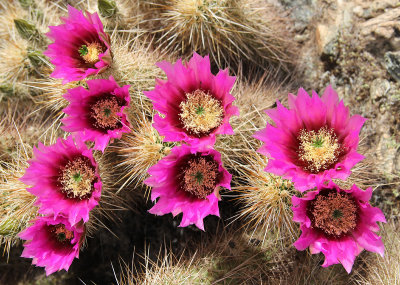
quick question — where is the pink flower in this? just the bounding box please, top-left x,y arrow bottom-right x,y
44,5 -> 112,83
144,52 -> 239,147
144,144 -> 231,230
61,76 -> 131,152
19,215 -> 84,275
292,180 -> 386,273
21,135 -> 102,226
254,86 -> 365,191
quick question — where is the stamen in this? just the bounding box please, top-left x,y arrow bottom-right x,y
179,90 -> 223,135
79,42 -> 103,64
308,191 -> 358,237
182,156 -> 219,199
48,224 -> 74,244
297,126 -> 342,173
59,156 -> 96,199
90,96 -> 121,129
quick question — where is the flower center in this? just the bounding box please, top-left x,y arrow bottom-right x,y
297,127 -> 342,173
90,96 -> 121,129
79,42 -> 103,64
308,190 -> 358,237
179,90 -> 223,135
59,156 -> 96,199
182,156 -> 219,199
48,224 -> 74,244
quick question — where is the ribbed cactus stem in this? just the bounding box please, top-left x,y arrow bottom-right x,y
98,0 -> 117,18
14,19 -> 38,41
18,0 -> 34,9
27,49 -> 46,67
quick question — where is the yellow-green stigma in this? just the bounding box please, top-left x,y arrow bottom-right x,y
297,127 -> 342,173
332,209 -> 343,219
58,232 -> 66,241
59,157 -> 96,199
73,172 -> 82,182
313,137 -> 324,148
79,42 -> 103,64
179,90 -> 223,135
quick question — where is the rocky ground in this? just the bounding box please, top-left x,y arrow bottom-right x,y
1,0 -> 399,284
289,0 -> 400,215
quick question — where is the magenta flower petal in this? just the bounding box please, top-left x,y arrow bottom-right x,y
44,5 -> 111,83
19,215 -> 84,275
144,52 -> 239,147
144,144 -> 231,230
21,135 -> 102,225
254,85 -> 366,191
61,76 -> 131,152
292,180 -> 386,273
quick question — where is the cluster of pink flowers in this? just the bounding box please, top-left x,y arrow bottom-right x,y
144,53 -> 238,230
20,136 -> 102,275
254,86 -> 386,273
15,3 -> 385,277
20,6 -> 131,275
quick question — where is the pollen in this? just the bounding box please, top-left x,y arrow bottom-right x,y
309,191 -> 358,237
79,42 -> 103,65
59,156 -> 96,199
297,126 -> 342,173
179,90 -> 223,135
48,224 -> 74,244
182,157 -> 219,199
90,96 -> 121,129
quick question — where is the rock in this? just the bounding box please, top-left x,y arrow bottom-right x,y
293,9 -> 314,32
374,26 -> 395,39
294,34 -> 308,43
371,0 -> 399,13
352,6 -> 364,18
370,78 -> 391,100
315,24 -> 339,59
387,89 -> 400,105
361,7 -> 400,37
279,0 -> 316,32
391,37 -> 400,52
385,51 -> 400,82
376,130 -> 398,174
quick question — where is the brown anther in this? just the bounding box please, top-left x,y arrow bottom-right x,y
308,190 -> 358,237
182,156 -> 219,199
48,224 -> 74,244
90,96 -> 121,129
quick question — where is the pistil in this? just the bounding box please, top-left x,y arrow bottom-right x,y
48,224 -> 74,244
79,42 -> 103,64
59,156 -> 96,199
90,96 -> 121,129
179,90 -> 223,135
297,127 -> 342,173
308,190 -> 358,237
182,156 -> 219,199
